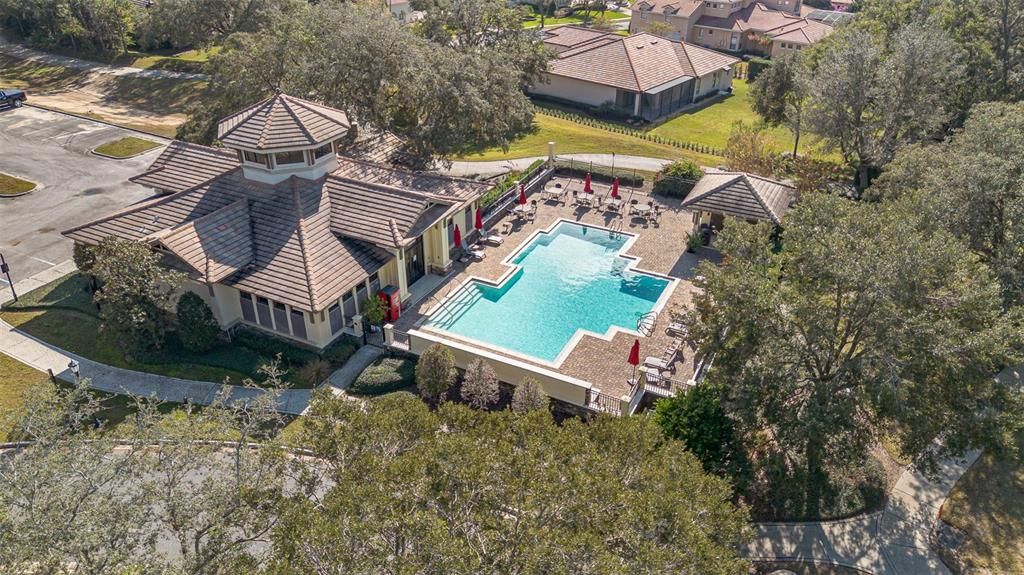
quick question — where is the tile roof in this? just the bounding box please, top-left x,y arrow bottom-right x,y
694,2 -> 804,33
768,18 -> 834,44
543,29 -> 739,92
151,199 -> 254,283
130,140 -> 239,194
217,93 -> 351,151
682,171 -> 795,224
633,0 -> 703,17
64,138 -> 490,312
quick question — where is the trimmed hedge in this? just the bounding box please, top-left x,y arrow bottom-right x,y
349,357 -> 417,396
747,58 -> 771,82
231,328 -> 320,369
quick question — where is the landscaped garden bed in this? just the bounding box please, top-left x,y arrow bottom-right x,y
348,356 -> 417,396
93,136 -> 162,158
0,274 -> 359,388
0,172 -> 37,196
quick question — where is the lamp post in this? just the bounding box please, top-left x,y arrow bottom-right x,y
0,252 -> 16,303
68,360 -> 80,383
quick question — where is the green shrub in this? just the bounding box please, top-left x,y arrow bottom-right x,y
416,344 -> 456,404
480,159 -> 545,209
232,328 -> 319,368
653,160 -> 702,198
175,292 -> 222,353
350,357 -> 416,395
747,57 -> 772,82
299,358 -> 332,387
322,337 -> 358,366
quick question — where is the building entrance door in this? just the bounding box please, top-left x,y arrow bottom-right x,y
404,236 -> 425,286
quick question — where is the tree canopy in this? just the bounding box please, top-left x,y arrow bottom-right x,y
686,193 -> 1022,516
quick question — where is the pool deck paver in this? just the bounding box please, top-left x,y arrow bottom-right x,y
394,178 -> 721,399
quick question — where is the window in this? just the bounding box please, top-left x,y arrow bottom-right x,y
369,272 -> 381,296
355,283 -> 368,313
313,142 -> 334,160
273,302 -> 289,334
640,10 -> 648,20
256,297 -> 273,328
242,150 -> 270,167
697,28 -> 703,38
290,309 -> 308,340
329,303 -> 343,335
707,29 -> 713,35
240,291 -> 256,323
342,292 -> 357,324
274,150 -> 305,166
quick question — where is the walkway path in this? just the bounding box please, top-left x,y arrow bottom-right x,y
745,448 -> 981,574
325,345 -> 382,393
442,154 -> 675,178
0,318 -> 311,415
0,37 -> 208,81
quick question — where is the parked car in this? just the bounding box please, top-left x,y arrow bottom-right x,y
0,89 -> 27,108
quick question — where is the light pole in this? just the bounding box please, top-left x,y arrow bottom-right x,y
0,252 -> 16,303
68,360 -> 80,383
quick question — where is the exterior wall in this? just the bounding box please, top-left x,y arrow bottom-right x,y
692,25 -> 742,52
630,11 -> 689,41
378,258 -> 401,295
530,74 -> 619,108
693,68 -> 733,99
761,0 -> 801,13
424,220 -> 451,275
770,39 -> 806,58
408,330 -> 594,408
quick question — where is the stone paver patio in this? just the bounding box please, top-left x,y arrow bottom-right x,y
394,177 -> 721,400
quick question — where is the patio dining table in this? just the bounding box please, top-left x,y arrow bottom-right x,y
633,204 -> 652,216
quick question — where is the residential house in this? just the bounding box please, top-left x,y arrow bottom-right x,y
530,27 -> 740,121
682,170 -> 795,228
630,0 -> 838,57
63,93 -> 492,349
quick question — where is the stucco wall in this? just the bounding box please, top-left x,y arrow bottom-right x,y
530,74 -> 619,108
408,330 -> 594,408
693,68 -> 733,99
630,12 -> 689,40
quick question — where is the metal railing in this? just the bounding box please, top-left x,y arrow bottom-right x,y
586,388 -> 622,416
481,162 -> 552,229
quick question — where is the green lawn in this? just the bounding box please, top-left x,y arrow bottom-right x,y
942,446 -> 1024,573
458,112 -> 720,165
94,136 -> 162,158
650,79 -> 802,153
0,172 -> 36,196
523,11 -> 629,28
0,354 -> 50,441
0,274 -> 353,388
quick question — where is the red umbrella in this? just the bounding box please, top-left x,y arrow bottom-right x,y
627,339 -> 640,382
611,177 -> 620,199
584,172 -> 592,194
518,183 -> 527,205
453,224 -> 462,249
474,208 -> 484,231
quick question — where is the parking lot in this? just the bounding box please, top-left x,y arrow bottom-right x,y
0,106 -> 167,286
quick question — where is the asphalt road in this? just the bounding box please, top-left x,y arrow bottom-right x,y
0,106 -> 167,285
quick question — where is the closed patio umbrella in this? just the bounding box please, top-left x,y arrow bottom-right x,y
628,338 -> 640,382
611,177 -> 619,199
584,172 -> 592,193
518,183 -> 527,205
453,224 -> 462,249
475,208 -> 484,232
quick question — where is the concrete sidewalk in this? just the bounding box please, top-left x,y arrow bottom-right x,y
0,260 -> 77,307
744,448 -> 981,574
0,317 -> 312,415
0,37 -> 208,80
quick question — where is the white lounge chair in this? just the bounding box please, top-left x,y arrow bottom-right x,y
481,233 -> 505,247
643,356 -> 674,373
459,247 -> 486,263
666,322 -> 687,337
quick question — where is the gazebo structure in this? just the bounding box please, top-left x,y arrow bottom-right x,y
682,171 -> 796,229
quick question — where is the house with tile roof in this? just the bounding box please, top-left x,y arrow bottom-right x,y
630,0 -> 838,58
682,170 -> 796,227
63,93 -> 493,349
531,27 -> 740,121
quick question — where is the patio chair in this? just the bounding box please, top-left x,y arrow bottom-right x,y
481,233 -> 505,246
666,321 -> 687,337
628,199 -> 639,215
643,356 -> 675,373
662,339 -> 683,363
458,246 -> 486,264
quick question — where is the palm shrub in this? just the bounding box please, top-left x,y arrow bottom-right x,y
511,377 -> 548,413
416,344 -> 456,405
461,359 -> 499,409
176,292 -> 221,353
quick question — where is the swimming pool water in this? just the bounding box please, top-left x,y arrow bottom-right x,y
424,221 -> 671,363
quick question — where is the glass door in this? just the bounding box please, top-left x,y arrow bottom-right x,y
405,236 -> 425,286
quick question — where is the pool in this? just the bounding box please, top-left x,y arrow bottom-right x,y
424,220 -> 675,365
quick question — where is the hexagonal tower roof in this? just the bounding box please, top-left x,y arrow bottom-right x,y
216,92 -> 351,152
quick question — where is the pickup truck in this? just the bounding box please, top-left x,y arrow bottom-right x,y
0,89 -> 27,108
